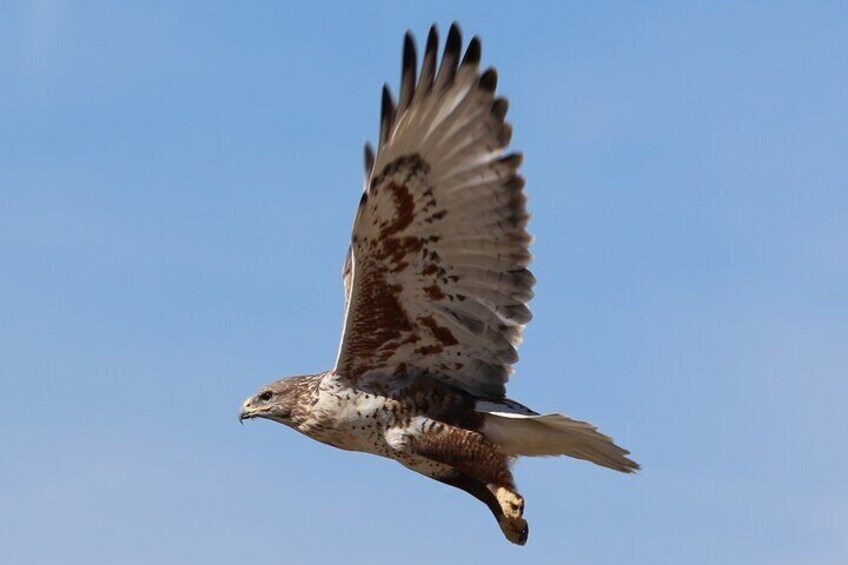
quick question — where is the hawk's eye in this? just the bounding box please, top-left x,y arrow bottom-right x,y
258,391 -> 273,402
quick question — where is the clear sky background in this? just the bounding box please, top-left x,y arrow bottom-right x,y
2,2 -> 846,564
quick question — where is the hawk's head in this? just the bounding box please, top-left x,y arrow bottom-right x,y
239,377 -> 308,426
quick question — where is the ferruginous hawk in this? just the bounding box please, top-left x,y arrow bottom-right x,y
239,23 -> 638,545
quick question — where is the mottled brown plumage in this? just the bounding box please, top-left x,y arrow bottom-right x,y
240,23 -> 638,545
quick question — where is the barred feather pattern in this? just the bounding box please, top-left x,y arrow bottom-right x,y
334,23 -> 533,398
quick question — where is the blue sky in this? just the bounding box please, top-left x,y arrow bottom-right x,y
1,1 -> 846,563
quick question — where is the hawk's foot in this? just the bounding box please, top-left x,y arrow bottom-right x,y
498,515 -> 529,545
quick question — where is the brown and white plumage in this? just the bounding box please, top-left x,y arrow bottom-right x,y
335,25 -> 531,398
240,24 -> 638,546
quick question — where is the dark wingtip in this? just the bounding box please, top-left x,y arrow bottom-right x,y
479,68 -> 498,92
434,22 -> 462,89
445,22 -> 462,58
506,174 -> 526,192
462,36 -> 481,67
492,97 -> 509,121
418,24 -> 439,92
381,83 -> 394,117
363,143 -> 375,177
380,84 -> 396,144
398,31 -> 418,111
403,31 -> 416,70
426,24 -> 439,54
500,152 -> 523,169
497,123 -> 513,147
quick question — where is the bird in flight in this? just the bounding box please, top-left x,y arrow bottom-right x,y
239,23 -> 638,545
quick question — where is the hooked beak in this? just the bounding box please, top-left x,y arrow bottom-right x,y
238,398 -> 264,424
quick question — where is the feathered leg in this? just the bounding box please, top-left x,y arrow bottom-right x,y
407,425 -> 528,544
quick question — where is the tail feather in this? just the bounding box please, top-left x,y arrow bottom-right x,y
477,400 -> 640,473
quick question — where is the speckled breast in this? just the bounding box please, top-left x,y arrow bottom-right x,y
295,373 -> 410,457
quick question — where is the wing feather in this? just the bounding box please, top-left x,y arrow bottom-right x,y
335,24 -> 532,398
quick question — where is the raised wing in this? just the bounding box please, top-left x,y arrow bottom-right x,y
334,24 -> 533,398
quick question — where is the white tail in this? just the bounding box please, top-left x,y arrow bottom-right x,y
477,400 -> 639,473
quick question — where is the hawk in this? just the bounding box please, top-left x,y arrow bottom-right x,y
239,23 -> 638,545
